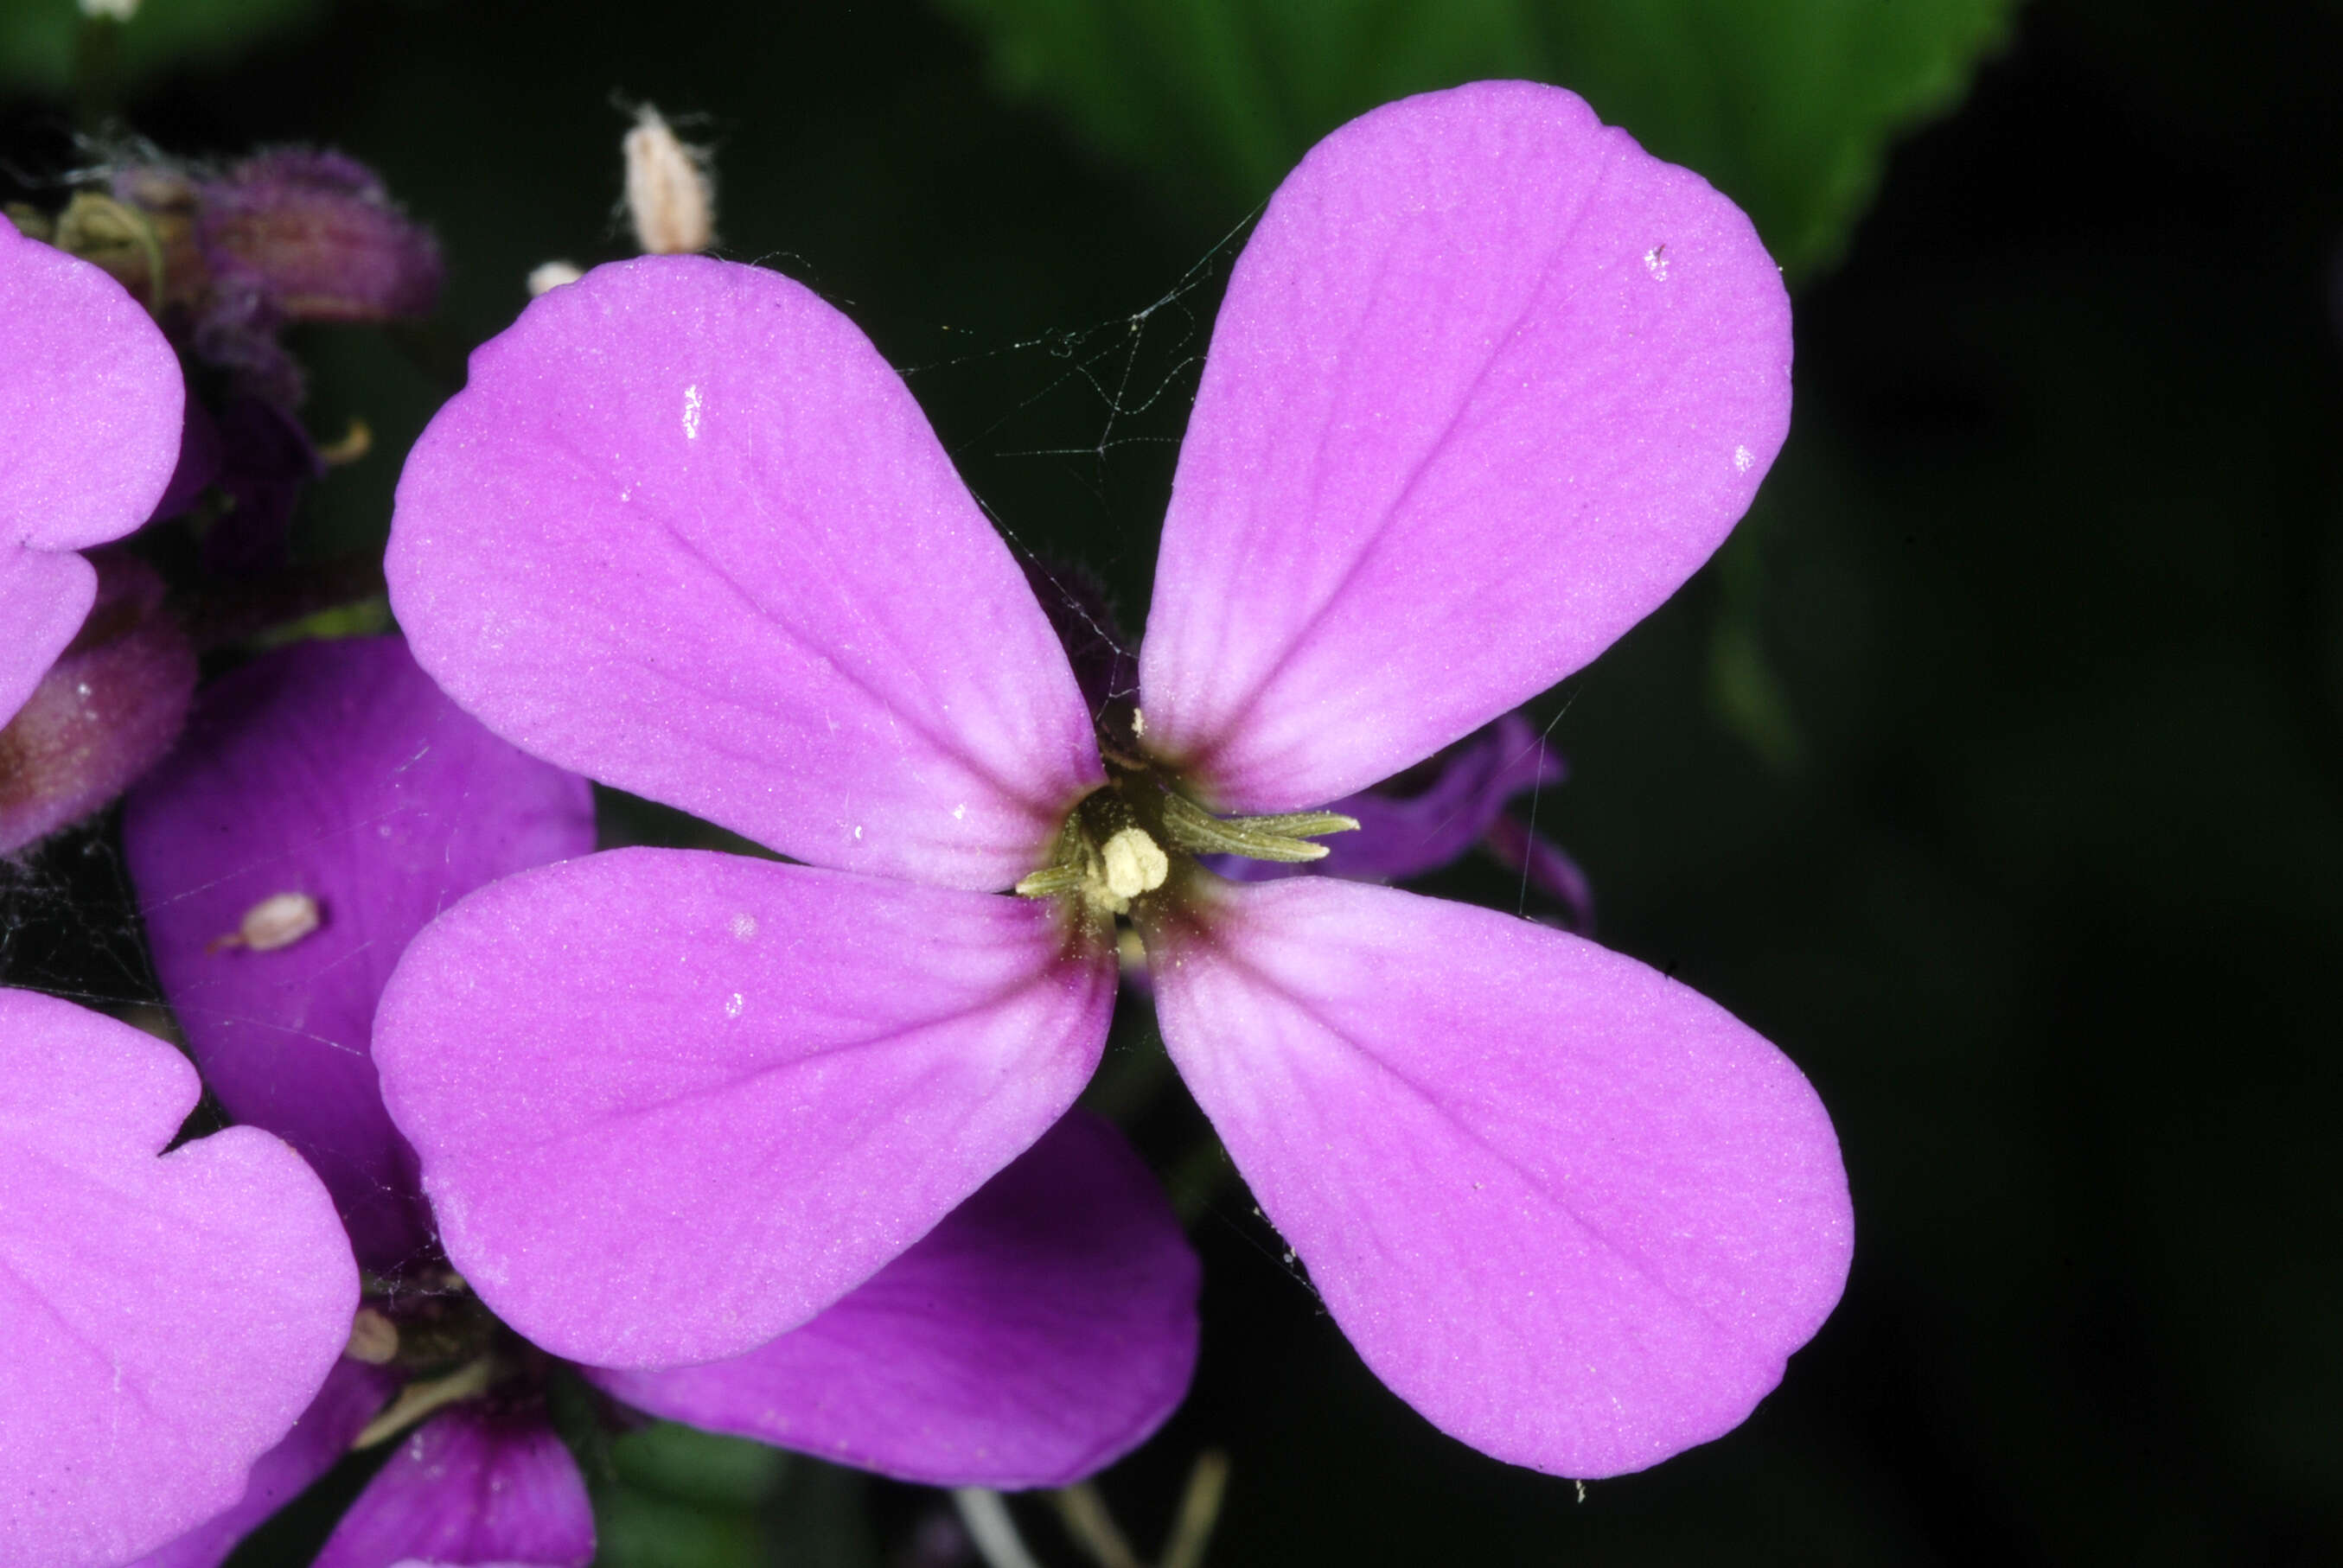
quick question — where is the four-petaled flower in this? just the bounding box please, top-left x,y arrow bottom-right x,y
376,80 -> 1851,1479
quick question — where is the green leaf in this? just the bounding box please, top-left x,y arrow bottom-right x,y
591,1424 -> 878,1568
608,1422 -> 789,1511
1,0 -> 325,98
934,0 -> 2015,279
594,1493 -> 765,1568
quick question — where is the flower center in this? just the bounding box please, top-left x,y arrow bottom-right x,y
345,1268 -> 552,1450
1015,715 -> 1359,921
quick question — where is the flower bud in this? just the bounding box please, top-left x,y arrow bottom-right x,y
0,553 -> 196,855
195,150 -> 443,323
623,106 -> 715,256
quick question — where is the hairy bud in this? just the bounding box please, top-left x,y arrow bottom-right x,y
194,150 -> 443,323
623,106 -> 714,256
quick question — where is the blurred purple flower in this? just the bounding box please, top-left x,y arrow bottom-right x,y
102,150 -> 442,411
1209,709 -> 1596,931
378,82 -> 1850,1479
186,150 -> 440,410
201,394 -> 327,577
39,149 -> 437,577
121,637 -> 1200,1567
193,150 -> 443,322
0,217 -> 182,736
0,989 -> 356,1568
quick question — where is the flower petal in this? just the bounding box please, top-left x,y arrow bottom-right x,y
312,1408 -> 593,1568
0,543 -> 95,729
1138,82 -> 1793,811
128,1360 -> 400,1568
373,848 -> 1116,1369
0,220 -> 184,553
123,636 -> 597,1272
387,255 -> 1101,891
585,1110 -> 1198,1488
0,989 -> 359,1568
1143,877 -> 1851,1478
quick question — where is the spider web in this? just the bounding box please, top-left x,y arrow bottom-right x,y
884,208 -> 1260,719
0,824 -> 168,1018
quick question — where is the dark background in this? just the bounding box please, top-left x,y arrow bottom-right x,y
4,0 -> 2340,1562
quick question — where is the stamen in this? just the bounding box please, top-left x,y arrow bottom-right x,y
1013,864 -> 1087,899
208,891 -> 322,953
315,417 -> 373,466
351,1355 -> 495,1450
343,1307 -> 399,1366
527,259 -> 584,296
1157,793 -> 1358,863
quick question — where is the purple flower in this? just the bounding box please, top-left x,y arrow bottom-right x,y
0,216 -> 182,735
199,394 -> 327,577
120,637 -> 1200,1565
377,82 -> 1852,1479
0,988 -> 356,1568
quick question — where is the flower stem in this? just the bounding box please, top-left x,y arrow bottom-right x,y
951,1489 -> 1045,1568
